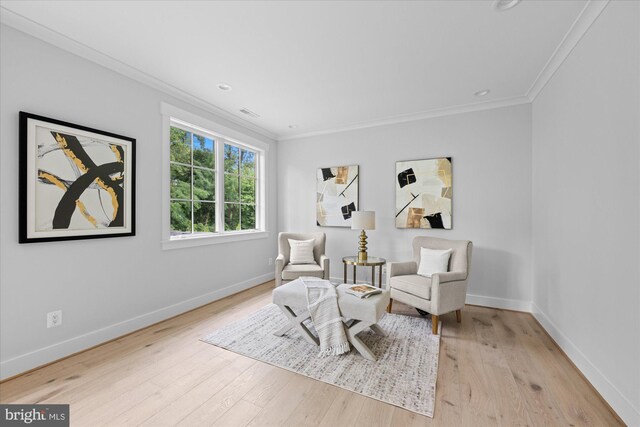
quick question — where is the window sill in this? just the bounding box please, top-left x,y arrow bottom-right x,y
162,230 -> 269,250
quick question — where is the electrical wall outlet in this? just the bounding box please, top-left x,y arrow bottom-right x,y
47,310 -> 62,328
268,257 -> 273,266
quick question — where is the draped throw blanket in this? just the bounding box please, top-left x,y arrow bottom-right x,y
301,277 -> 350,356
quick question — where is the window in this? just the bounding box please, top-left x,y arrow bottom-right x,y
169,127 -> 216,235
162,103 -> 267,248
223,144 -> 257,231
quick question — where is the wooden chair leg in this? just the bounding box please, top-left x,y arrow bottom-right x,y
456,309 -> 462,323
387,298 -> 393,313
432,315 -> 439,335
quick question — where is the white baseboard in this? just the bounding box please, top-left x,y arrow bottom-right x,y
0,272 -> 275,380
532,304 -> 640,426
465,294 -> 532,312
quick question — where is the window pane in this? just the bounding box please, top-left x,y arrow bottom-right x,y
241,204 -> 256,230
241,150 -> 255,177
170,164 -> 191,199
194,201 -> 215,232
193,168 -> 215,201
170,201 -> 191,234
224,144 -> 239,173
240,177 -> 255,203
224,174 -> 240,202
170,127 -> 191,164
224,203 -> 240,231
193,134 -> 214,169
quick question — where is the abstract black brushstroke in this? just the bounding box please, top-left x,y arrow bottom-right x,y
49,132 -> 125,229
397,168 -> 416,188
52,162 -> 124,229
338,174 -> 358,197
321,168 -> 335,181
395,192 -> 419,218
425,212 -> 445,229
341,202 -> 356,220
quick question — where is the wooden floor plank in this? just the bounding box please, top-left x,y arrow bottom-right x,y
489,309 -> 568,425
431,312 -> 463,426
0,281 -> 623,427
213,399 -> 263,427
353,395 -> 396,427
317,389 -> 368,427
454,308 -> 501,426
282,381 -> 339,427
470,308 -> 533,426
177,362 -> 279,426
246,374 -> 315,427
510,310 -> 621,426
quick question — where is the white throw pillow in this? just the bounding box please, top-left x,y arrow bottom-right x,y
288,239 -> 316,264
417,247 -> 453,278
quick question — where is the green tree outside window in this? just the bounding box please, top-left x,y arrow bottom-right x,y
169,127 -> 216,234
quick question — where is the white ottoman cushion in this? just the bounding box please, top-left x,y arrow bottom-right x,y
336,284 -> 390,324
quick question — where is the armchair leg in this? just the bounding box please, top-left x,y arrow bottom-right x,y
456,309 -> 462,323
432,315 -> 439,335
387,299 -> 393,313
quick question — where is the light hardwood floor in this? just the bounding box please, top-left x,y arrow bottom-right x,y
0,281 -> 622,426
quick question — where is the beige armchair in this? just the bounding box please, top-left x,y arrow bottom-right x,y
387,236 -> 472,335
275,232 -> 330,287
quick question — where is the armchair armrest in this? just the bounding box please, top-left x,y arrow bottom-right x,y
275,254 -> 286,287
432,271 -> 467,284
430,271 -> 469,315
387,261 -> 418,288
319,254 -> 330,280
388,261 -> 418,278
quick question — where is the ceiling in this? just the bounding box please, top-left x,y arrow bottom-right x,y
1,0 -> 590,140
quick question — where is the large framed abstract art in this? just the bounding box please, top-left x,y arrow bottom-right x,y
316,165 -> 359,227
395,157 -> 452,229
19,112 -> 136,243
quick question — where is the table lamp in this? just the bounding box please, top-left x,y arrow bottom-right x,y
351,211 -> 375,262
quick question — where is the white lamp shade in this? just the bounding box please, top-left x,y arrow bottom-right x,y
351,211 -> 375,230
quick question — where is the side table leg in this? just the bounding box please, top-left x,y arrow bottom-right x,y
371,266 -> 375,286
379,265 -> 383,288
343,263 -> 347,284
353,265 -> 356,284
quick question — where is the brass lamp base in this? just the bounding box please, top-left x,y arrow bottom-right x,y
358,230 -> 368,261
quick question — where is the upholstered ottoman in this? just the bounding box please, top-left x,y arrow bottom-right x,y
272,280 -> 390,361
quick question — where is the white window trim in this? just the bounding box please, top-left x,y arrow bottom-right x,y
161,102 -> 269,250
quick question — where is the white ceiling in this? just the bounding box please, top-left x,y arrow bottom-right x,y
1,0 -> 590,139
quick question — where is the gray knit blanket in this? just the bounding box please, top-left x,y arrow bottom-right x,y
301,277 -> 350,356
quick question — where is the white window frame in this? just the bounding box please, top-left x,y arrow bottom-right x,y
161,102 -> 269,250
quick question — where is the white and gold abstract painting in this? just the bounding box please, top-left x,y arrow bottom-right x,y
316,165 -> 359,227
395,158 -> 452,229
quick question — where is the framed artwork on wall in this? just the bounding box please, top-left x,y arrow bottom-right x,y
316,165 -> 359,227
19,112 -> 136,243
395,157 -> 452,229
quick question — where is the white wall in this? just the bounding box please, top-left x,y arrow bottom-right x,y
0,25 -> 278,379
278,104 -> 533,309
532,1 -> 640,424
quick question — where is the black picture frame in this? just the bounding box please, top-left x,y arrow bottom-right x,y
19,112 -> 136,243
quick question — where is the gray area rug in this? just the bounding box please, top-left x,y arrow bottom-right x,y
202,304 -> 440,417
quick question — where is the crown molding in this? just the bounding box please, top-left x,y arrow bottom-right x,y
278,95 -> 531,141
526,0 -> 609,101
2,1 -> 608,143
0,7 -> 277,142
